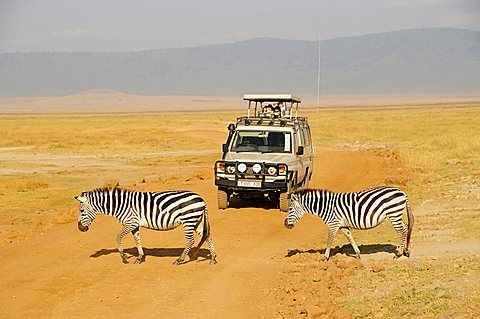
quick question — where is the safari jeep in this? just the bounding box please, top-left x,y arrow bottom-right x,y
214,94 -> 314,211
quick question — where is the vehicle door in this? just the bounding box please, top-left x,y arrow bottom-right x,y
292,129 -> 303,187
298,126 -> 314,186
301,126 -> 313,185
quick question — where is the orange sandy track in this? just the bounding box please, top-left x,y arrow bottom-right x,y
0,149 -> 395,318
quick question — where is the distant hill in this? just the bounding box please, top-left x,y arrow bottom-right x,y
0,28 -> 479,97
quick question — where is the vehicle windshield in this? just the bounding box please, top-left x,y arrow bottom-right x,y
231,130 -> 292,153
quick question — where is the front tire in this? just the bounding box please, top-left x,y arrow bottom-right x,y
217,189 -> 229,209
279,192 -> 289,212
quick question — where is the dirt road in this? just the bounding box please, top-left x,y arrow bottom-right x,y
0,149 -> 405,318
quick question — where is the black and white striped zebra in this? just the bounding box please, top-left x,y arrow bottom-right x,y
284,186 -> 414,260
75,187 -> 217,265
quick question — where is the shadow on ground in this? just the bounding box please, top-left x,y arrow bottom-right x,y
227,196 -> 280,210
90,246 -> 211,263
286,243 -> 397,258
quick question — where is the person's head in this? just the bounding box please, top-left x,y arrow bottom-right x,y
273,106 -> 281,116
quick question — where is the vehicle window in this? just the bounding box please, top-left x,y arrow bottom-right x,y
231,131 -> 292,153
303,127 -> 311,146
298,129 -> 306,147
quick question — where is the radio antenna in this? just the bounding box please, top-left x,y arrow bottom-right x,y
315,35 -> 321,143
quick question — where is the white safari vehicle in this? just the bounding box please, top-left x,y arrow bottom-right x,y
214,94 -> 314,211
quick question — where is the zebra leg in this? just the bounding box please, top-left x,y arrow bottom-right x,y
131,227 -> 145,264
207,237 -> 217,265
116,225 -> 132,264
340,227 -> 361,259
323,224 -> 340,261
173,226 -> 195,265
389,216 -> 408,259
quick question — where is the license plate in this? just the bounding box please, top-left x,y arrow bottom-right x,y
237,180 -> 261,188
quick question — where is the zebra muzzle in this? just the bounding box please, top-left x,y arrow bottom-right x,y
284,219 -> 294,229
78,221 -> 89,232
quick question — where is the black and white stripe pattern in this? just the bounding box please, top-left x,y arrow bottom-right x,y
284,186 -> 414,260
75,187 -> 217,265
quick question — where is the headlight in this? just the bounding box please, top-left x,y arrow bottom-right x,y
237,163 -> 247,173
267,166 -> 277,175
279,164 -> 287,174
216,162 -> 225,173
252,163 -> 262,174
226,165 -> 235,174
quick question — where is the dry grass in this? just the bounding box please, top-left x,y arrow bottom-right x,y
0,112 -> 233,153
341,256 -> 480,318
300,105 -> 480,317
1,177 -> 49,192
306,106 -> 480,204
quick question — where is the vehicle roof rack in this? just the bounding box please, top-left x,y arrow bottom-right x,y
242,94 -> 302,119
236,116 -> 308,128
243,94 -> 301,103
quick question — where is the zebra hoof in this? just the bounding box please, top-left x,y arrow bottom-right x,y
321,254 -> 330,261
403,249 -> 410,258
121,254 -> 129,264
134,256 -> 145,264
173,259 -> 183,265
209,259 -> 218,265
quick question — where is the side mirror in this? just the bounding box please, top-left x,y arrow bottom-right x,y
222,144 -> 229,153
297,146 -> 304,155
227,123 -> 235,131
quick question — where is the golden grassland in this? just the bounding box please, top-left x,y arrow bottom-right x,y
306,106 -> 480,202
0,104 -> 479,317
305,106 -> 480,318
0,112 -> 231,153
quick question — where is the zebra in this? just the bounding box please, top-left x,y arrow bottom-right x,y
74,187 -> 217,265
284,186 -> 414,260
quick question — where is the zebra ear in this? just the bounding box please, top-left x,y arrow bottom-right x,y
74,196 -> 87,203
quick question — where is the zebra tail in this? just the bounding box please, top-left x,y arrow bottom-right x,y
406,199 -> 414,247
192,208 -> 210,259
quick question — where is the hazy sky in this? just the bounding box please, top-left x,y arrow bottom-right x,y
1,0 -> 479,52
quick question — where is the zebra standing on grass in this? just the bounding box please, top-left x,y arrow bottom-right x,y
74,187 -> 217,265
284,186 -> 414,260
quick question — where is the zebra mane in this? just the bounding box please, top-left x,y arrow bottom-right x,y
293,186 -> 394,197
292,188 -> 334,196
84,187 -> 130,196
